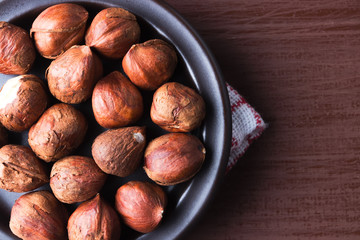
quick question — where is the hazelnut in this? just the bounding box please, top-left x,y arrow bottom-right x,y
0,145 -> 48,192
68,194 -> 121,240
9,191 -> 68,240
144,133 -> 206,186
150,82 -> 206,132
30,3 -> 88,59
46,45 -> 103,104
115,181 -> 167,233
28,103 -> 88,162
0,123 -> 7,147
85,7 -> 140,59
92,71 -> 143,128
50,155 -> 107,204
0,74 -> 48,132
123,39 -> 178,90
0,21 -> 36,74
92,126 -> 146,177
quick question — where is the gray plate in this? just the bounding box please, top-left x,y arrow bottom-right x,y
0,0 -> 231,239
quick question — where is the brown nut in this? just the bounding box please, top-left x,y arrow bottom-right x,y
0,123 -> 7,147
92,126 -> 146,177
92,71 -> 143,128
122,39 -> 178,90
30,3 -> 88,59
144,133 -> 206,186
150,82 -> 206,132
50,155 -> 107,204
68,194 -> 121,240
0,22 -> 36,74
47,45 -> 103,104
115,181 -> 167,233
28,103 -> 88,162
0,75 -> 48,132
0,145 -> 48,192
85,8 -> 140,59
9,191 -> 68,240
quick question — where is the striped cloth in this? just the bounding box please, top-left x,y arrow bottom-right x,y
226,83 -> 266,172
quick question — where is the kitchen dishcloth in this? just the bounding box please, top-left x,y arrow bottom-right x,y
227,83 -> 266,172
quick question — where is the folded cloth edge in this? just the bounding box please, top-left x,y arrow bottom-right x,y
226,83 -> 267,173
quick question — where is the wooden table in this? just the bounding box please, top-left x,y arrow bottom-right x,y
165,0 -> 360,239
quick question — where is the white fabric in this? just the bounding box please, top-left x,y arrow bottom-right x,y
226,83 -> 266,172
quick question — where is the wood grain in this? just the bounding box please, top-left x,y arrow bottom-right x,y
165,0 -> 360,239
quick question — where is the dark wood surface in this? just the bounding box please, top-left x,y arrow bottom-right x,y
165,0 -> 360,239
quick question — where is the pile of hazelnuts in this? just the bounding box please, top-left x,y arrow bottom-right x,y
0,3 -> 207,240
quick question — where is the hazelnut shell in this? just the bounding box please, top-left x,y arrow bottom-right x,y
0,74 -> 48,132
115,181 -> 167,233
92,71 -> 143,128
144,133 -> 206,185
68,194 -> 121,240
46,45 -> 103,104
0,145 -> 49,192
28,103 -> 88,162
50,155 -> 107,204
150,82 -> 206,132
30,3 -> 88,59
0,21 -> 36,74
92,126 -> 146,177
85,7 -> 140,59
9,191 -> 68,240
122,39 -> 178,90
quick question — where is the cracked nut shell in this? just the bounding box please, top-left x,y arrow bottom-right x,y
150,82 -> 206,132
68,194 -> 121,240
92,126 -> 146,177
9,191 -> 68,240
50,155 -> 107,204
28,103 -> 88,162
47,45 -> 103,104
115,181 -> 167,233
92,71 -> 143,128
30,3 -> 88,59
0,21 -> 36,74
122,39 -> 178,90
85,7 -> 140,59
144,133 -> 206,186
0,145 -> 48,192
0,74 -> 48,132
